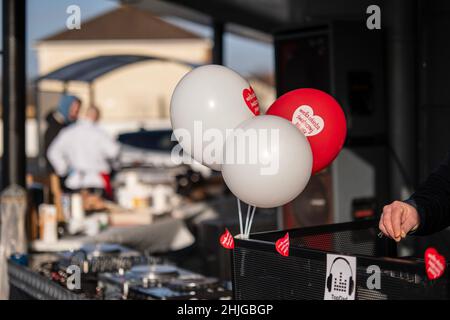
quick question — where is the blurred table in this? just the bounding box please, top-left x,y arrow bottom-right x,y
31,217 -> 194,253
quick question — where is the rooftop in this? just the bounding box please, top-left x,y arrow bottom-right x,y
41,6 -> 202,42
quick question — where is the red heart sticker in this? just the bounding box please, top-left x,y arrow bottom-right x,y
242,87 -> 260,115
425,247 -> 446,280
275,232 -> 290,257
219,228 -> 235,249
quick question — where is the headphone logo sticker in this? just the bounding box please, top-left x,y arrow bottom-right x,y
324,254 -> 357,300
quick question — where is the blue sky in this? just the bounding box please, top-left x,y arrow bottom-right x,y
2,0 -> 273,78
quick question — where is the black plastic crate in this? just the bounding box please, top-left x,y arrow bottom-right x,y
231,219 -> 449,300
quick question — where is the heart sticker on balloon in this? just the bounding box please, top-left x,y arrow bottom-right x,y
220,228 -> 235,249
242,87 -> 260,116
425,247 -> 446,280
292,105 -> 325,137
275,232 -> 290,257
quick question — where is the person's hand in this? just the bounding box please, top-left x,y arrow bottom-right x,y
379,201 -> 420,242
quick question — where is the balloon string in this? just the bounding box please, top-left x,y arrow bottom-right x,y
246,206 -> 257,237
244,204 -> 251,237
237,198 -> 243,236
244,205 -> 250,236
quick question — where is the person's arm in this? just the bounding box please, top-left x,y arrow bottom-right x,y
102,136 -> 120,160
98,129 -> 121,170
47,132 -> 70,177
408,152 -> 450,235
379,152 -> 450,239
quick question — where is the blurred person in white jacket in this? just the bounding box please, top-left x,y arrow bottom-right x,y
47,106 -> 120,197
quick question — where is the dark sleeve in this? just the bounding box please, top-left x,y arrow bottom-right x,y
44,123 -> 58,155
407,152 -> 450,235
43,118 -> 64,173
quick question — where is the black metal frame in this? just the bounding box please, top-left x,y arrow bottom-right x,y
2,0 -> 27,189
231,220 -> 450,300
241,219 -> 397,257
8,261 -> 85,300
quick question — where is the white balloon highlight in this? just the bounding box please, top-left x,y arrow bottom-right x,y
170,65 -> 259,171
222,115 -> 312,208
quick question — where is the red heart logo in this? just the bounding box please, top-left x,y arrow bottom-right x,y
425,247 -> 446,280
242,87 -> 260,115
219,228 -> 234,249
275,232 -> 290,257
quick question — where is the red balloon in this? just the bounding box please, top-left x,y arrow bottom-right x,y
266,88 -> 347,174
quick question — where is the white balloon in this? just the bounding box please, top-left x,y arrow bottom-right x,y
222,115 -> 312,208
170,65 -> 259,171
